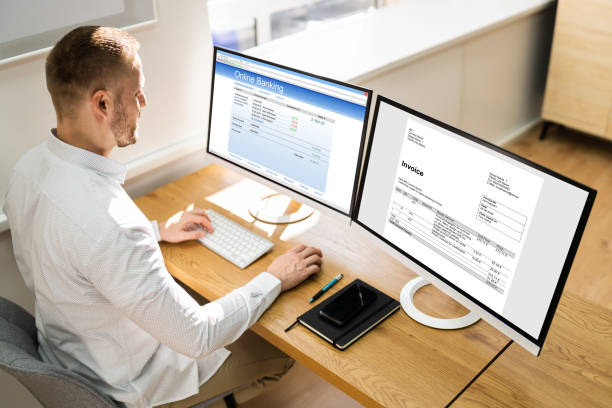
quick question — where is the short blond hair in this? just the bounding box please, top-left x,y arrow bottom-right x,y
45,26 -> 140,118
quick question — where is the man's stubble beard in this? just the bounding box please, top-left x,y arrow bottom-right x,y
111,99 -> 138,148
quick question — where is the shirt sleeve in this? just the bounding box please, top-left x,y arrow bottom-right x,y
150,220 -> 161,242
80,224 -> 281,359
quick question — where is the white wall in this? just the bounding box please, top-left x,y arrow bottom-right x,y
0,1 -> 213,406
357,7 -> 555,145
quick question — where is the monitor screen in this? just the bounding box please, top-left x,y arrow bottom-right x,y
207,47 -> 372,216
354,96 -> 596,353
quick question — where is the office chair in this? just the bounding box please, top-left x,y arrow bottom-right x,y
0,296 -> 123,407
0,296 -> 238,408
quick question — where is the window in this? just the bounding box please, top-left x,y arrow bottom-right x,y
208,0 -> 401,51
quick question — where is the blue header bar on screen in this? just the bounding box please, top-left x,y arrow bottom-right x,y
217,50 -> 366,98
215,61 -> 367,121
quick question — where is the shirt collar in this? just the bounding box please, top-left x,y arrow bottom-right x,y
47,129 -> 127,184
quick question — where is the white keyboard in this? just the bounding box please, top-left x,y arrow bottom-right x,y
198,209 -> 274,269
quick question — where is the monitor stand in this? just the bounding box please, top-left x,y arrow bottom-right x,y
400,277 -> 480,329
248,193 -> 315,224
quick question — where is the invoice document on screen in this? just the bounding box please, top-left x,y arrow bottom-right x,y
382,119 -> 543,312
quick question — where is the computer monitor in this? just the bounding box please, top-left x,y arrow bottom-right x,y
352,95 -> 596,355
207,47 -> 372,223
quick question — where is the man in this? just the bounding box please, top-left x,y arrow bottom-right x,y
3,26 -> 322,408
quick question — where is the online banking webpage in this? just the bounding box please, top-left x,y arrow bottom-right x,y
208,49 -> 369,214
357,99 -> 591,340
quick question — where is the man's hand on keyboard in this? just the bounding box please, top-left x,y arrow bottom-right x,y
268,245 -> 323,291
159,208 -> 214,243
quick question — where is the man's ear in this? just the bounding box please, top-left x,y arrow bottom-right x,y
91,90 -> 112,121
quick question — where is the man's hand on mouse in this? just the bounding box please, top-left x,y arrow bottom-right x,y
268,245 -> 323,291
159,208 -> 214,243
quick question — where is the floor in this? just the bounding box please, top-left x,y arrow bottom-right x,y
241,124 -> 612,408
505,125 -> 612,309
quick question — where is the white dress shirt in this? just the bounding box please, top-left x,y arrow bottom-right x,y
3,132 -> 281,408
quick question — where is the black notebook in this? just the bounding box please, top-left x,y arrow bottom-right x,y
297,279 -> 400,350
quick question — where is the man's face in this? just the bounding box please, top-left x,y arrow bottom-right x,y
111,54 -> 147,148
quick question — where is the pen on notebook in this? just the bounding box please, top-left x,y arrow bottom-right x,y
309,273 -> 343,303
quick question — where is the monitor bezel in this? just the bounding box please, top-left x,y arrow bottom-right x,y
352,95 -> 597,355
206,46 -> 373,219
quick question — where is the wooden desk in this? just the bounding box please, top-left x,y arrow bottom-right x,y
134,164 -> 510,408
453,292 -> 612,407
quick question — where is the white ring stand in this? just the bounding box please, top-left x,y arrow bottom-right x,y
248,193 -> 314,225
400,277 -> 480,329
